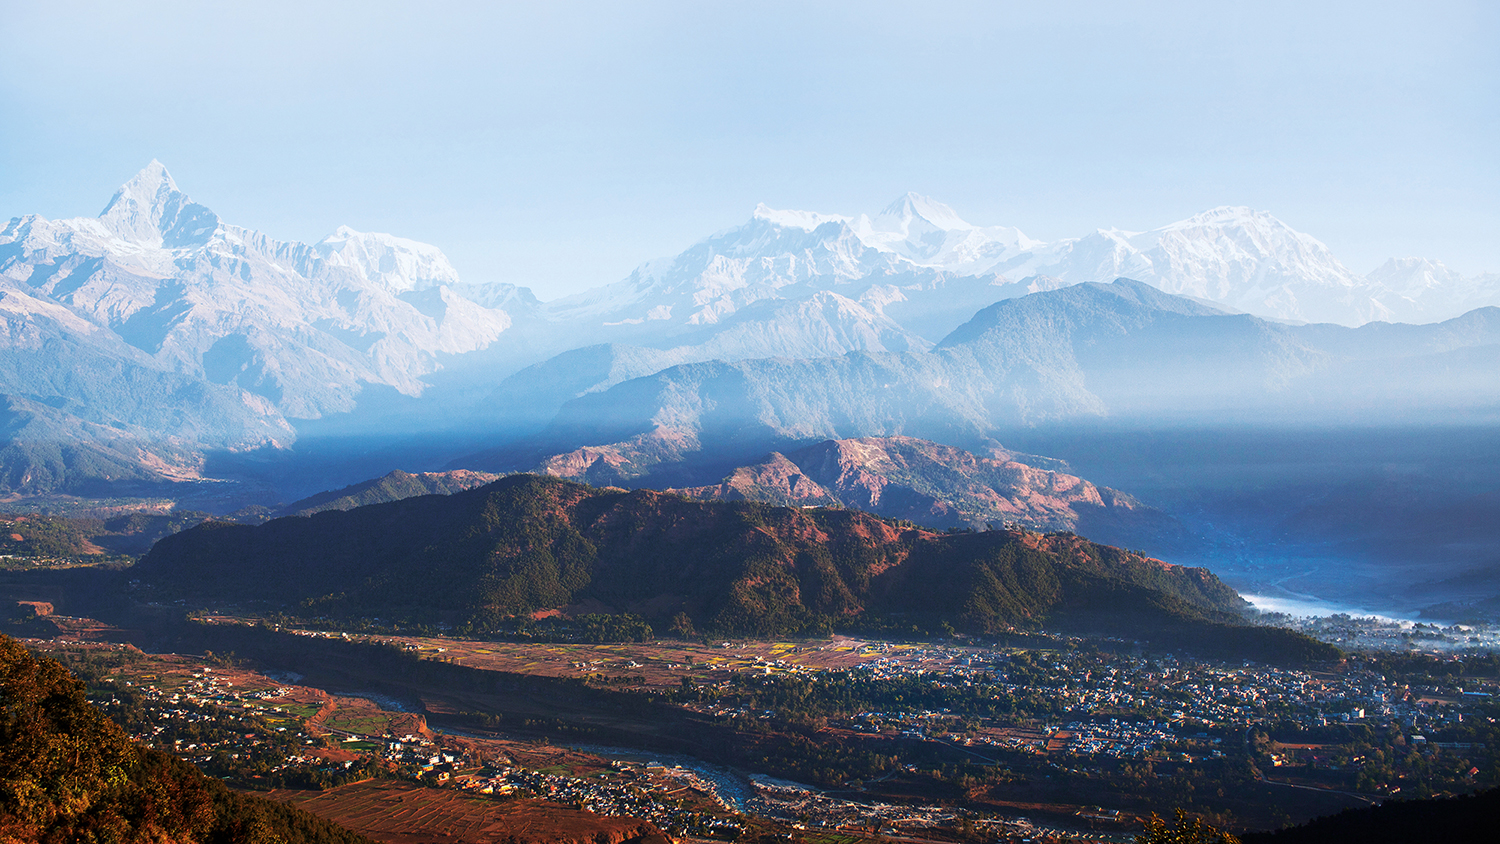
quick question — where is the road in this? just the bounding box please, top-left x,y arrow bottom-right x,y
1242,724 -> 1380,806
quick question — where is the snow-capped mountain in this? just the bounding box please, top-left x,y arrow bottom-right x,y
542,192 -> 1041,346
6,169 -> 1493,427
555,195 -> 1496,332
850,192 -> 1041,272
547,197 -> 1403,336
543,202 -> 904,329
1368,256 -> 1468,301
1005,207 -> 1389,325
1,162 -> 1495,500
1365,257 -> 1500,323
314,225 -> 464,294
0,161 -> 518,419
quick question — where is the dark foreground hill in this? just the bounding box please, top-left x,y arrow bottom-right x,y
0,634 -> 372,844
137,474 -> 1334,662
1240,786 -> 1500,843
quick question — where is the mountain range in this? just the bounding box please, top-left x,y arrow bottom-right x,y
665,435 -> 1196,553
0,163 -> 525,494
2,162 -> 1497,519
471,280 -> 1500,498
541,193 -> 1500,335
1,162 -> 522,420
244,439 -> 1192,556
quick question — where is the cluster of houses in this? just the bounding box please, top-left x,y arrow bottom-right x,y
459,758 -> 744,838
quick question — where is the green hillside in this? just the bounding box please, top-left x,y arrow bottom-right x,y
137,474 -> 1336,662
0,634 -> 373,843
280,469 -> 502,517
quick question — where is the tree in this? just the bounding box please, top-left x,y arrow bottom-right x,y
1136,809 -> 1241,844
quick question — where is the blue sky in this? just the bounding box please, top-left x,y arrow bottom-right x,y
2,1 -> 1496,298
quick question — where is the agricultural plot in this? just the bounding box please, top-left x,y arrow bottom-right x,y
322,711 -> 395,736
273,779 -> 668,844
440,734 -> 617,777
312,693 -> 428,740
263,701 -> 322,720
332,634 -> 887,689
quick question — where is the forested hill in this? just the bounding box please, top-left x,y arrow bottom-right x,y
0,634 -> 373,844
138,474 -> 1335,662
279,468 -> 503,516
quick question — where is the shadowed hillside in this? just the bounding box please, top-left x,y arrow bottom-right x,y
136,474 -> 1335,662
1240,786 -> 1500,843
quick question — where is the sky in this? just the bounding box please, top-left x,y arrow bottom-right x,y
2,1 -> 1497,299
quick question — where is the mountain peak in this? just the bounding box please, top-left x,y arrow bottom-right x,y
1370,256 -> 1452,276
872,192 -> 972,232
1366,256 -> 1466,298
99,160 -> 178,215
1173,205 -> 1280,230
750,203 -> 848,231
97,160 -> 219,248
314,226 -> 463,293
133,159 -> 177,192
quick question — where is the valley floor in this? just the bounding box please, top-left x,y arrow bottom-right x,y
14,605 -> 1500,842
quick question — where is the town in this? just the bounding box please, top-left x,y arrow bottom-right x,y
21,603 -> 1500,841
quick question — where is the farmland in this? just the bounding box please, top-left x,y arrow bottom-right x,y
16,601 -> 1500,841
225,621 -> 891,689
269,780 -> 669,844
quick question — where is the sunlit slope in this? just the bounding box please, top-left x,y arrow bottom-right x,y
0,634 -> 374,843
667,435 -> 1198,554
